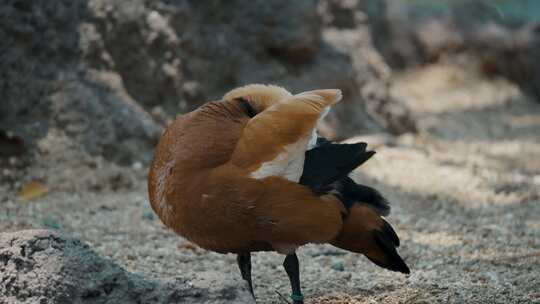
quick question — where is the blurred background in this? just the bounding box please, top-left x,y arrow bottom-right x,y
1,1 -> 539,303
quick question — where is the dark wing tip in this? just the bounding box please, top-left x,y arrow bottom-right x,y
372,230 -> 410,274
353,142 -> 368,152
302,143 -> 374,189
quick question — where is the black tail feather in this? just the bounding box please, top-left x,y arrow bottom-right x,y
370,229 -> 410,274
309,137 -> 408,273
300,142 -> 373,191
301,137 -> 391,216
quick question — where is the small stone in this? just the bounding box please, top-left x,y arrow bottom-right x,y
331,260 -> 345,271
34,239 -> 50,250
42,217 -> 60,229
142,209 -> 155,220
1,230 -> 254,303
132,162 -> 143,170
142,212 -> 154,221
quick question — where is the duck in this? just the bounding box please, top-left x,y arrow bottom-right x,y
148,84 -> 409,303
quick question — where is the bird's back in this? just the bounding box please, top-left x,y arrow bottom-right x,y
148,86 -> 346,254
148,100 -> 250,231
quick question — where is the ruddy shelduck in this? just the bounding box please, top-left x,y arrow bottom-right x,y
148,84 -> 409,303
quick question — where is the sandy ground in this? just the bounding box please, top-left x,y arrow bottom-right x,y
1,60 -> 539,303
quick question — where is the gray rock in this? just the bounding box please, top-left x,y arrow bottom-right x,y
0,0 -> 417,166
49,71 -> 161,165
0,0 -> 162,165
359,0 -> 540,102
0,229 -> 253,304
470,23 -> 540,102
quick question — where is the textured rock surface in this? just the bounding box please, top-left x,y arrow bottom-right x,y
1,53 -> 539,304
0,229 -> 252,304
360,0 -> 540,102
0,0 -> 416,166
470,23 -> 540,102
320,0 -> 416,135
0,0 -> 161,165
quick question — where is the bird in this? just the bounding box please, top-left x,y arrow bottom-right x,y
148,84 -> 409,304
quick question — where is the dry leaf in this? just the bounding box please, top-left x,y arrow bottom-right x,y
18,181 -> 49,201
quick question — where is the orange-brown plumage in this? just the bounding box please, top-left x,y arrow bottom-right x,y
331,204 -> 409,273
148,84 -> 408,303
149,85 -> 344,253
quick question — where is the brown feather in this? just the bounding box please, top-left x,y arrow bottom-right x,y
331,204 -> 410,273
231,90 -> 342,171
148,85 -> 344,254
148,99 -> 249,220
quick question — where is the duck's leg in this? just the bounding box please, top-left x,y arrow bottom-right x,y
283,253 -> 304,304
237,252 -> 255,300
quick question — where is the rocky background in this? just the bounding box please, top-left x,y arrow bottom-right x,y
1,1 -> 539,303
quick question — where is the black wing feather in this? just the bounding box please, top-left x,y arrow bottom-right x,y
300,137 -> 390,216
299,142 -> 373,191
